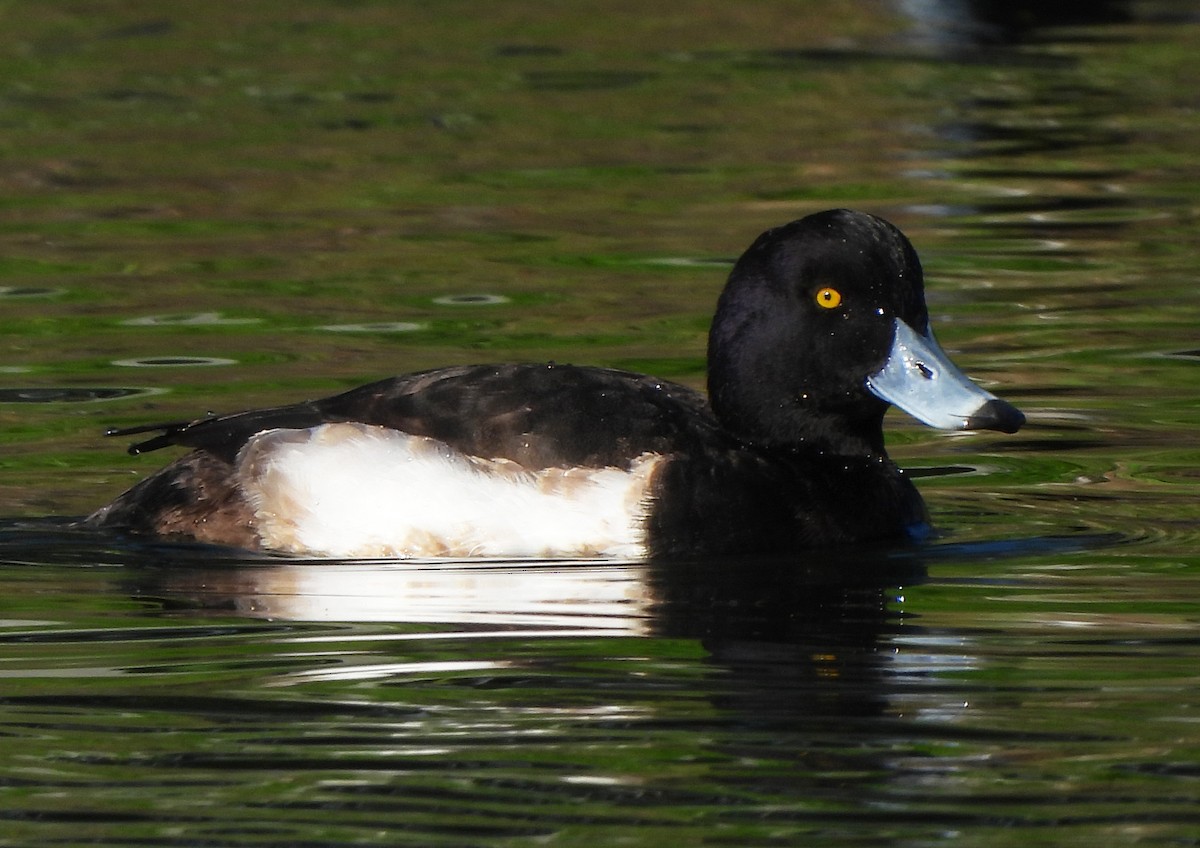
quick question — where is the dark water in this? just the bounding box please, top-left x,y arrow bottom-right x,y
3,2 -> 1200,845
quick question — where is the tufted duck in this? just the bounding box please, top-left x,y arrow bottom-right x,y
86,209 -> 1024,558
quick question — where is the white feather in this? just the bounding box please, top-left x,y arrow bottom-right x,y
236,423 -> 661,559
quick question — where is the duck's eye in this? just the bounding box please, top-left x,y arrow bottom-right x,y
814,287 -> 842,309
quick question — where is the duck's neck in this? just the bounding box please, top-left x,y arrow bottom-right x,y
718,398 -> 890,459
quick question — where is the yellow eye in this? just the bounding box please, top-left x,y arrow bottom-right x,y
815,287 -> 842,309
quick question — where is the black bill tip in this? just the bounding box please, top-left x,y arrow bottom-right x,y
965,398 -> 1025,434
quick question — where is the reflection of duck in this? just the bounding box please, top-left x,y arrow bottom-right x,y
124,547 -> 923,731
144,558 -> 659,631
88,210 -> 1022,559
127,546 -> 923,636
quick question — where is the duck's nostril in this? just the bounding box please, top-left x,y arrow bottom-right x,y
916,362 -> 934,379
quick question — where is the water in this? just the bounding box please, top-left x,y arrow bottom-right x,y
2,2 -> 1200,844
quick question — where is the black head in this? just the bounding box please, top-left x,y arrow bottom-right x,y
707,209 -> 1021,455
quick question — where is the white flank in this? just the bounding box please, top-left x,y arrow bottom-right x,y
236,423 -> 662,559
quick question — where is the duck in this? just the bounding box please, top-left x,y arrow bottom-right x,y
86,209 -> 1024,559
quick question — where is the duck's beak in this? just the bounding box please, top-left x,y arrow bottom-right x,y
865,318 -> 1024,433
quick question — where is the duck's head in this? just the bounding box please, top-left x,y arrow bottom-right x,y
707,209 -> 1024,455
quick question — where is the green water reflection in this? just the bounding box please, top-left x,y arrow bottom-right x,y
2,1 -> 1200,845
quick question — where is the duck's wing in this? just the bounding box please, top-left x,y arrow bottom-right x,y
91,364 -> 723,548
109,363 -> 723,470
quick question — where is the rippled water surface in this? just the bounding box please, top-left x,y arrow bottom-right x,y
2,2 -> 1200,845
